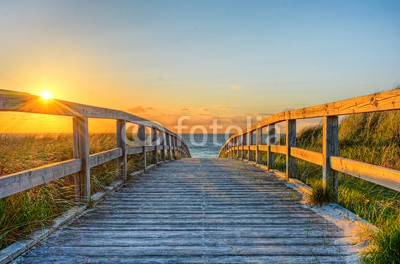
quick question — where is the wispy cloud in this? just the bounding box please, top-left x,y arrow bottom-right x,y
230,85 -> 241,91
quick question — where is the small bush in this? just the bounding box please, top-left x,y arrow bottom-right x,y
308,182 -> 333,206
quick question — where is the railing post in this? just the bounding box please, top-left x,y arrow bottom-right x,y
138,125 -> 146,171
323,116 -> 339,202
168,134 -> 173,160
256,127 -> 262,164
152,127 -> 159,165
116,120 -> 127,180
172,137 -> 177,159
267,124 -> 275,169
160,131 -> 166,162
286,120 -> 296,180
236,137 -> 239,159
248,132 -> 253,161
241,134 -> 245,160
73,116 -> 90,203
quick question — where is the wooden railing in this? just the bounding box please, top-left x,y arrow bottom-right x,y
0,89 -> 191,202
219,89 -> 400,201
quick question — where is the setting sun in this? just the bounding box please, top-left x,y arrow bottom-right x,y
40,91 -> 52,100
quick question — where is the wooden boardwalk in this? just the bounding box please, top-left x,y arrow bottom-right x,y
15,159 -> 351,263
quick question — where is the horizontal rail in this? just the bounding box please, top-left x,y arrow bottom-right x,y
0,89 -> 191,201
291,147 -> 323,166
219,89 -> 400,197
0,89 -> 190,153
0,159 -> 82,199
126,146 -> 143,155
89,148 -> 123,168
270,145 -> 287,155
331,156 -> 400,192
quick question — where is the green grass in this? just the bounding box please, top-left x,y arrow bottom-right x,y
0,133 -> 147,249
268,111 -> 400,263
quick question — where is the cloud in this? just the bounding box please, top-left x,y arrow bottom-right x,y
127,106 -> 147,113
230,85 -> 241,91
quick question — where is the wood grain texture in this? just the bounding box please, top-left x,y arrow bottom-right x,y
291,147 -> 323,166
14,158 -> 351,263
89,148 -> 123,168
0,159 -> 82,199
331,156 -> 400,192
0,89 -> 191,157
323,116 -> 339,201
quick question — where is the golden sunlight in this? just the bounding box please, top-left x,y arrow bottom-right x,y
40,90 -> 53,100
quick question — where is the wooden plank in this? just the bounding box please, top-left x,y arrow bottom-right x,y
248,132 -> 254,161
255,128 -> 262,164
323,116 -> 339,201
249,145 -> 257,151
126,146 -> 143,155
0,159 -> 82,199
151,128 -> 159,164
270,145 -> 287,155
286,120 -> 296,180
73,116 -> 90,203
160,131 -> 166,162
0,90 -> 191,157
257,145 -> 268,152
238,89 -> 400,137
89,148 -> 123,168
267,125 -> 275,169
138,125 -> 146,170
290,148 -> 323,166
331,156 -> 400,192
117,120 -> 127,180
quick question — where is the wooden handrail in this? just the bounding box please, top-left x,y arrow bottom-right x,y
219,89 -> 400,198
0,89 -> 191,201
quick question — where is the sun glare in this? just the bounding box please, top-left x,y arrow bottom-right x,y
40,91 -> 52,100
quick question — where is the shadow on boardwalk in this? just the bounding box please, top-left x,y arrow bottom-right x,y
15,158 -> 354,263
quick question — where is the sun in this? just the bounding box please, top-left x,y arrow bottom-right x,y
40,91 -> 53,100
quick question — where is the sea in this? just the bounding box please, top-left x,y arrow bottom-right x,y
180,134 -> 232,158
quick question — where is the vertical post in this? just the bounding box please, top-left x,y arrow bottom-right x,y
241,134 -> 245,160
173,137 -> 177,159
152,128 -> 159,165
267,124 -> 275,169
167,134 -> 172,160
138,125 -> 146,171
286,120 -> 296,180
236,137 -> 239,159
116,120 -> 127,180
248,132 -> 253,161
160,131 -> 166,162
256,127 -> 262,164
323,116 -> 339,202
73,116 -> 90,203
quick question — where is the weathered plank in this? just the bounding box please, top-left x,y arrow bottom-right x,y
89,148 -> 123,168
331,156 -> 400,192
290,147 -> 323,166
270,145 -> 287,155
0,159 -> 82,199
323,116 -> 339,201
116,120 -> 127,180
125,146 -> 143,155
15,158 -> 351,263
73,116 -> 90,202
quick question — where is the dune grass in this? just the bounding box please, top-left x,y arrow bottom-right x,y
0,133 -> 148,249
268,111 -> 400,263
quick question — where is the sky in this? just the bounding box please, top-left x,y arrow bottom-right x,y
0,0 -> 399,133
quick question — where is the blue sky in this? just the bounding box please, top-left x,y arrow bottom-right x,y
0,0 -> 399,131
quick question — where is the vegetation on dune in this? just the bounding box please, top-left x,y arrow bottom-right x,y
0,133 -> 149,249
269,111 -> 400,263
